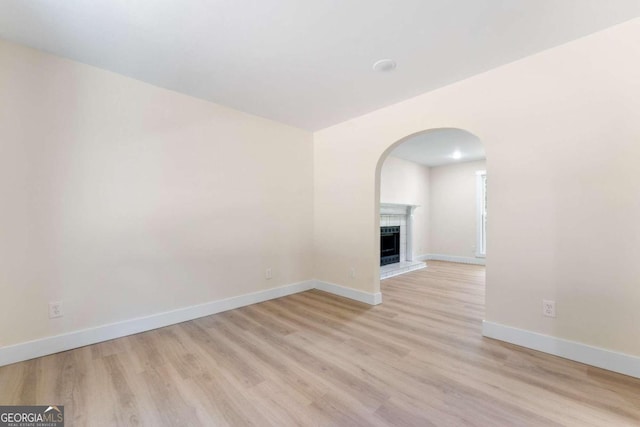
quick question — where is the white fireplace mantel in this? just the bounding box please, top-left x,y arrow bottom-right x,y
380,203 -> 419,216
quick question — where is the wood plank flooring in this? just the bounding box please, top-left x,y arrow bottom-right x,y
1,261 -> 639,426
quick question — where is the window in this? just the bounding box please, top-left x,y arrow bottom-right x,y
476,170 -> 487,258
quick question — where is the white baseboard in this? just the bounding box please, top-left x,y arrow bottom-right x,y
417,253 -> 486,265
1,280 -> 315,367
0,279 -> 383,367
483,321 -> 640,379
313,280 -> 382,305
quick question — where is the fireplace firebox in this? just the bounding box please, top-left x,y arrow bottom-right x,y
380,226 -> 400,266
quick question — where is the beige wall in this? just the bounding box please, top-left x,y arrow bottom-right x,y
429,160 -> 485,258
314,19 -> 640,356
380,156 -> 430,255
0,40 -> 314,347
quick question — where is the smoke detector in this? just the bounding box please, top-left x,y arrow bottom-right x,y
372,59 -> 397,72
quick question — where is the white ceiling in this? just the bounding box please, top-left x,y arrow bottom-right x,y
391,128 -> 485,167
1,1 -> 639,131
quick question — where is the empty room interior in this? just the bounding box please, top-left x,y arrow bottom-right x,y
1,1 -> 640,425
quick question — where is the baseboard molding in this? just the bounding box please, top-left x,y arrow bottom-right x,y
313,280 -> 383,305
417,253 -> 486,265
482,321 -> 640,379
0,279 -> 383,367
0,280 -> 315,367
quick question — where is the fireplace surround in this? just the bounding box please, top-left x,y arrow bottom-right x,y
379,203 -> 426,278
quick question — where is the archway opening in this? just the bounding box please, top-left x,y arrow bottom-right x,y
374,128 -> 487,300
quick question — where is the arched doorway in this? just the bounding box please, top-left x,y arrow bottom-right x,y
374,128 -> 487,297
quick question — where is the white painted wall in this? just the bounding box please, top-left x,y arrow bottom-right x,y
429,160 -> 486,258
0,40 -> 314,348
380,156 -> 430,256
314,18 -> 640,357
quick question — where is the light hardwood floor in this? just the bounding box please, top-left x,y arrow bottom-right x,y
1,261 -> 639,426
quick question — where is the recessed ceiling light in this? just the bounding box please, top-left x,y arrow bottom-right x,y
372,59 -> 397,72
452,150 -> 462,159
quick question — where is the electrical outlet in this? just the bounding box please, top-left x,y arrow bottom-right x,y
49,301 -> 63,319
349,267 -> 356,278
542,300 -> 556,318
265,268 -> 272,280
